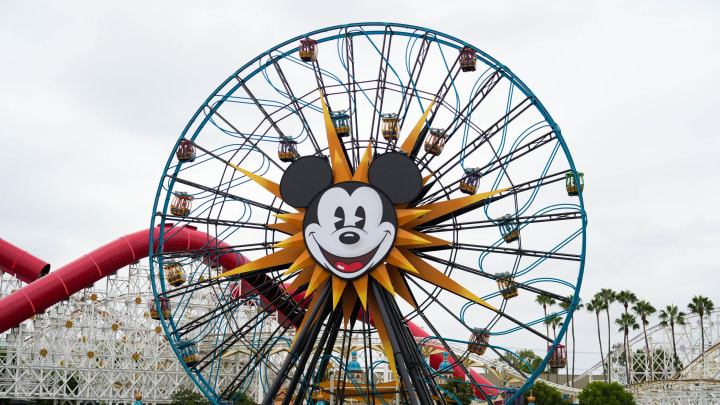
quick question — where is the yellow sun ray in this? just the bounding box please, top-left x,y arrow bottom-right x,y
233,166 -> 282,200
272,232 -> 306,248
397,228 -> 451,249
385,247 -> 418,274
394,228 -> 431,247
395,208 -> 431,226
386,265 -> 417,308
422,173 -> 434,185
402,251 -> 498,312
351,141 -> 373,183
283,249 -> 315,276
352,275 -> 369,309
332,277 -> 347,309
216,247 -> 303,279
399,97 -> 436,155
370,263 -> 395,296
305,265 -> 330,298
319,91 -> 352,183
274,213 -> 305,228
267,222 -> 300,235
403,187 -> 509,228
286,267 -> 314,293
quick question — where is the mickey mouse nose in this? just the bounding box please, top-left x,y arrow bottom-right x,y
339,231 -> 360,245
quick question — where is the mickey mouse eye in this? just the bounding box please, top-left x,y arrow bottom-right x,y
354,206 -> 366,229
334,207 -> 345,230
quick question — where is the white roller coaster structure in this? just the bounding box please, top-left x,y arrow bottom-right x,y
576,309 -> 720,404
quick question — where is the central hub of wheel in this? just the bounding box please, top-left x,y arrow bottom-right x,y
303,181 -> 397,280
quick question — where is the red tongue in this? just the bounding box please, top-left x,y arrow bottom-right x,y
334,261 -> 363,273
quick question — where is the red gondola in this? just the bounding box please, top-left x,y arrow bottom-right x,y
299,38 -> 318,62
175,139 -> 196,162
459,46 -> 477,72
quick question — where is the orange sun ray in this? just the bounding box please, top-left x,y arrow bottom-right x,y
351,141 -> 373,183
403,188 -> 509,229
396,228 -> 451,249
386,265 -> 417,308
319,91 -> 352,183
395,208 -> 431,226
286,267 -> 314,293
402,250 -> 498,312
385,247 -> 418,274
394,228 -> 431,247
267,222 -> 300,235
283,249 -> 315,276
352,275 -> 369,309
233,166 -> 282,200
399,97 -> 436,155
216,247 -> 303,279
332,277 -> 348,309
370,263 -> 395,296
274,213 -> 305,228
305,264 -> 330,298
273,232 -> 306,248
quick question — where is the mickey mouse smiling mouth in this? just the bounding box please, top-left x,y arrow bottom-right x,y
311,232 -> 391,275
304,182 -> 397,280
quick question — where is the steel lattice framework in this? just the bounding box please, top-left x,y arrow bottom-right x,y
0,262 -> 271,404
576,309 -> 720,404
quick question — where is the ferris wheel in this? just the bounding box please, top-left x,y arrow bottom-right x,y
149,23 -> 587,405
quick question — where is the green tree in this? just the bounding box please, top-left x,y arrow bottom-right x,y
615,312 -> 639,385
659,304 -> 685,373
631,300 -> 656,379
508,349 -> 544,374
578,381 -> 636,405
687,296 -> 714,356
596,288 -> 616,383
586,297 -> 607,382
171,388 -> 211,405
236,393 -> 258,405
523,380 -> 565,405
536,295 -> 557,339
559,296 -> 583,387
441,378 -> 474,405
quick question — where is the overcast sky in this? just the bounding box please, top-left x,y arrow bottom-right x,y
2,1 -> 719,373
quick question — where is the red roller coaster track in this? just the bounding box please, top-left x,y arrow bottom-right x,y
0,226 -> 497,397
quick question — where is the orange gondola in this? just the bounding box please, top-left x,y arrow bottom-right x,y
424,128 -> 447,156
468,328 -> 490,355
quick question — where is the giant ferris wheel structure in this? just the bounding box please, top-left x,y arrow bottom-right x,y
149,23 -> 587,404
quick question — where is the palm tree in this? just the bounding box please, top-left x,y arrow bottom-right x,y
559,296 -> 583,387
659,304 -> 686,373
687,296 -> 714,358
536,295 -> 557,339
616,312 -> 640,386
596,288 -> 616,382
616,290 -> 638,317
586,298 -> 607,382
632,300 -> 656,380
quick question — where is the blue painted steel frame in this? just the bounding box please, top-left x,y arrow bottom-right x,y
149,22 -> 587,405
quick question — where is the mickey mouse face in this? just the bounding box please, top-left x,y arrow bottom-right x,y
304,182 -> 396,279
280,152 -> 422,280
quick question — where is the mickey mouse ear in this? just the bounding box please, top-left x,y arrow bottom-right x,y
280,156 -> 333,208
368,152 -> 422,204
